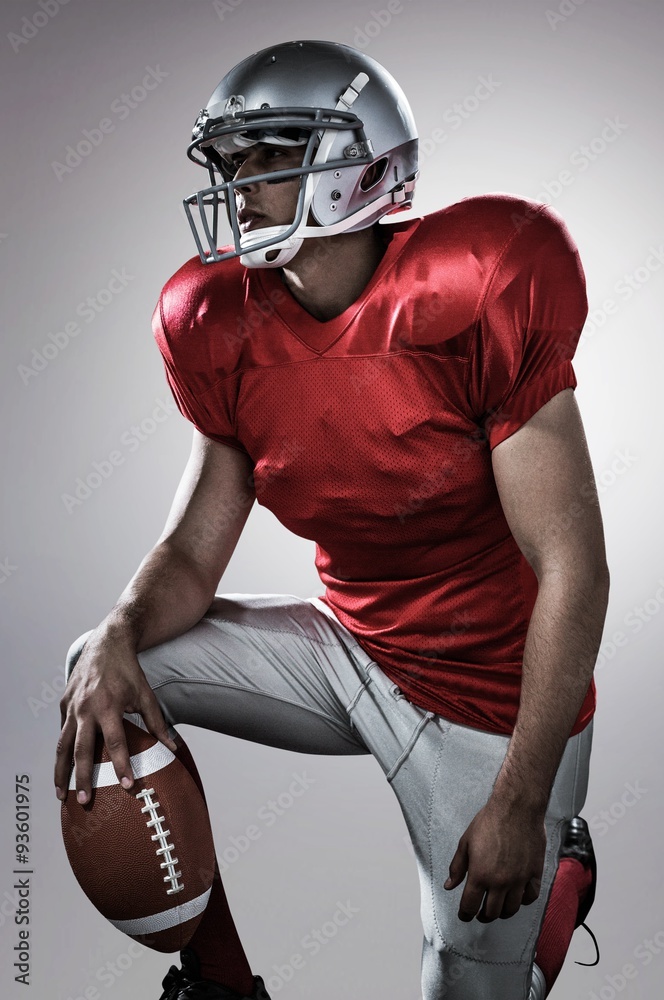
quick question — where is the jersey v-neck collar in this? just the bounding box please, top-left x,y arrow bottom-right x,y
253,217 -> 422,355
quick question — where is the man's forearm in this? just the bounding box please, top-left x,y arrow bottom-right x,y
96,540 -> 219,654
492,561 -> 610,814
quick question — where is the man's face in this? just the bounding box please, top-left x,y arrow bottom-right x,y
224,141 -> 306,234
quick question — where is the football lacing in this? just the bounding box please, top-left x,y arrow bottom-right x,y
136,787 -> 184,895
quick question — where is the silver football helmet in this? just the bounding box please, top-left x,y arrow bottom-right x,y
184,39 -> 419,268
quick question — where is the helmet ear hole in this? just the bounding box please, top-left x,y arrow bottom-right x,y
360,156 -> 389,192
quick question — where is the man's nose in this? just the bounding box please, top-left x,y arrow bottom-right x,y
233,157 -> 260,191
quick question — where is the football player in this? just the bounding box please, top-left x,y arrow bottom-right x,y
56,40 -> 609,1000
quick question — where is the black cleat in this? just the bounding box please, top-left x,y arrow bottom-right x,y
159,948 -> 272,999
560,816 -> 599,967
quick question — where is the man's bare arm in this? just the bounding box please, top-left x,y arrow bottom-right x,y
445,388 -> 610,922
105,430 -> 256,652
55,430 -> 256,803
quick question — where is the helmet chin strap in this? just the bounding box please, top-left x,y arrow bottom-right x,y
239,72 -> 370,270
239,224 -> 304,268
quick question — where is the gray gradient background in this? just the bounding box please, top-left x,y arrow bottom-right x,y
0,0 -> 661,997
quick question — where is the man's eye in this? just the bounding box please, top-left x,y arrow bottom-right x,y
225,147 -> 289,174
261,148 -> 286,162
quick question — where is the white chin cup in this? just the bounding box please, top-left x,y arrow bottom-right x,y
239,225 -> 304,269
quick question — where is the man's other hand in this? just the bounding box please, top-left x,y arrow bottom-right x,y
444,798 -> 546,922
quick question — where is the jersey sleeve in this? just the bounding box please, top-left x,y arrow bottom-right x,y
467,204 -> 588,449
151,290 -> 250,455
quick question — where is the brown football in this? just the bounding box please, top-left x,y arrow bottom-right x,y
61,718 -> 215,953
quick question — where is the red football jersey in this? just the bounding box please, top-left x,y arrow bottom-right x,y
152,193 -> 594,736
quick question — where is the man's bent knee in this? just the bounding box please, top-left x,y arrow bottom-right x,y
64,630 -> 95,682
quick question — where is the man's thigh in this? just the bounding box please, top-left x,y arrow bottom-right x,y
65,593 -> 371,757
362,678 -> 593,1000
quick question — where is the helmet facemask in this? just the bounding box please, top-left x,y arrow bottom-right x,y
185,100 -> 384,268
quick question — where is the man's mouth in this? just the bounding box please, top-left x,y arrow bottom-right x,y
237,209 -> 266,231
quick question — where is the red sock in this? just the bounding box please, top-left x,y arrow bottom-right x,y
188,860 -> 256,995
534,858 -> 593,993
174,735 -> 256,996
